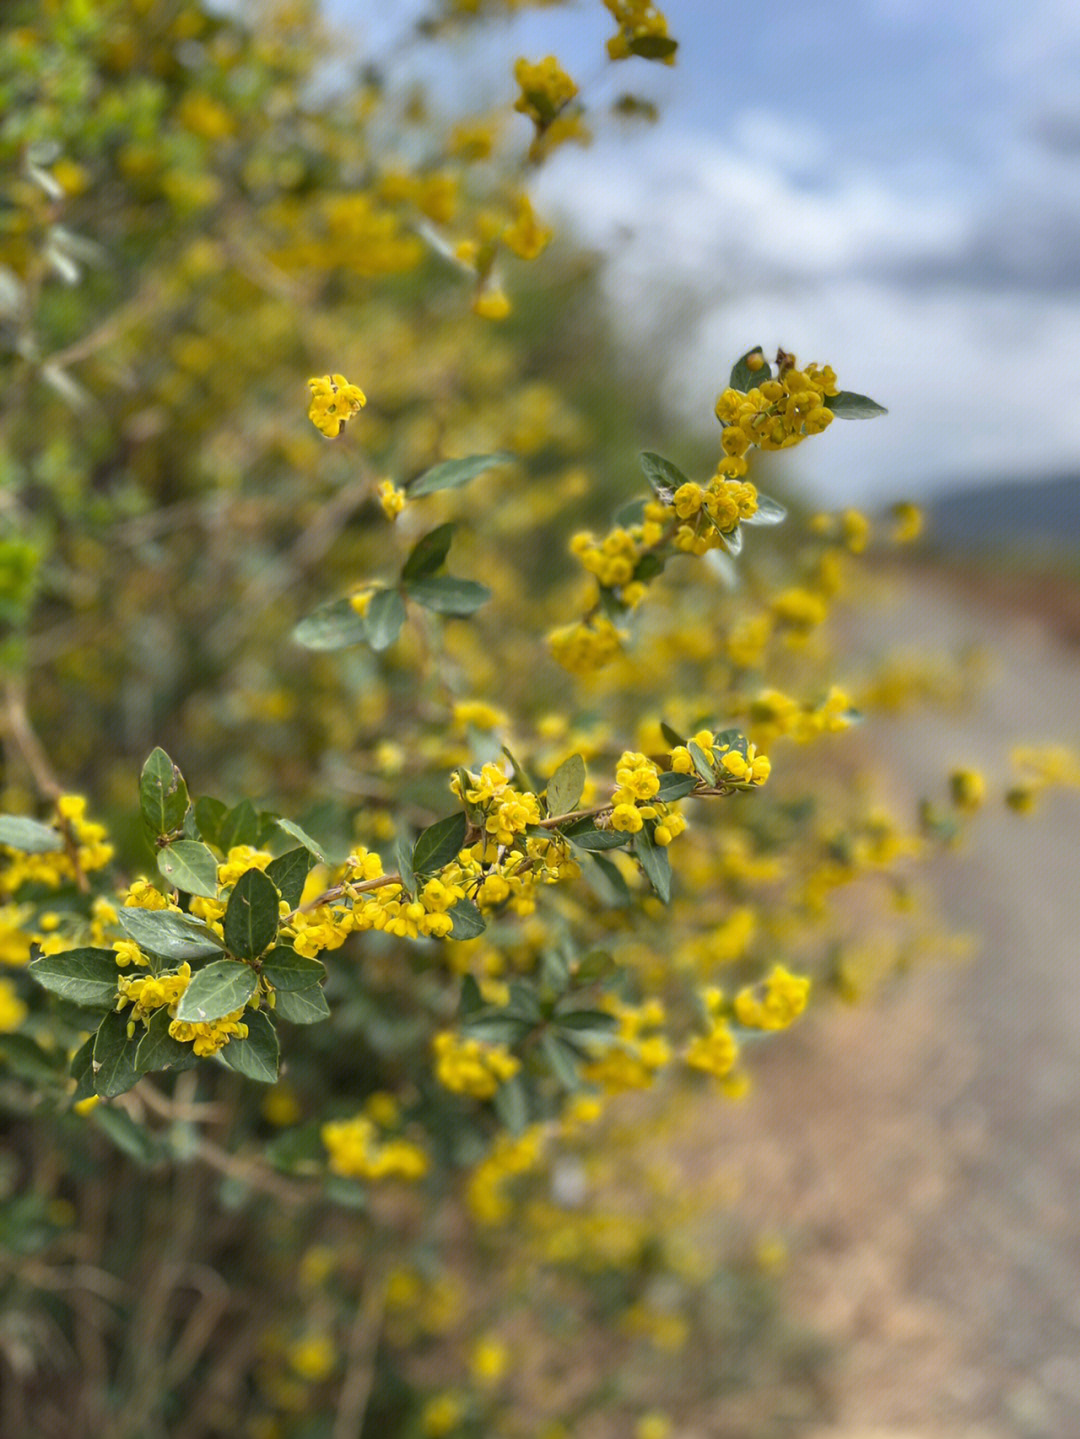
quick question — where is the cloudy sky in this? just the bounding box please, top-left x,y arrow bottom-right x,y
342,0 -> 1080,505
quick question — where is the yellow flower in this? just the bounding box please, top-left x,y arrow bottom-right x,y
307,373 -> 366,438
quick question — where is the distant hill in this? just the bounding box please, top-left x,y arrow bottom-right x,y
925,472 -> 1080,559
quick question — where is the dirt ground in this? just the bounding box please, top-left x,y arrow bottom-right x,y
698,567 -> 1080,1439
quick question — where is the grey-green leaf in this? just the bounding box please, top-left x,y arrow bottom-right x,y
403,576 -> 491,616
116,908 -> 224,962
175,961 -> 257,1024
413,813 -> 467,875
408,451 -> 513,498
93,1010 -> 141,1099
655,771 -> 697,800
134,1008 -> 201,1073
266,848 -> 314,909
743,492 -> 787,525
546,754 -> 585,817
639,451 -> 690,494
366,588 -> 407,650
635,825 -> 672,903
447,897 -> 486,939
29,948 -> 118,1009
157,840 -> 220,898
686,740 -> 716,785
824,390 -> 888,419
292,596 -> 370,650
729,347 -> 769,392
273,985 -> 330,1025
261,947 -> 326,992
0,814 -> 61,854
216,1009 -> 279,1083
566,826 -> 627,851
219,799 -> 259,850
401,522 -> 454,581
224,868 -> 280,961
273,818 -> 326,863
140,747 -> 187,838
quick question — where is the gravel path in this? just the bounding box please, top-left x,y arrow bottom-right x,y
701,569 -> 1080,1439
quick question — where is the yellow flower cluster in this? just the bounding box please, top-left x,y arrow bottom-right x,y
684,990 -> 738,1079
581,997 -> 669,1093
115,962 -> 251,1056
770,586 -> 829,632
502,192 -> 552,260
949,768 -> 985,811
456,761 -> 544,845
1007,744 -> 1080,812
0,978 -> 27,1032
377,478 -> 407,521
512,56 -> 578,128
733,963 -> 811,1031
669,730 -> 771,788
714,356 -> 837,455
547,614 -> 625,674
467,1125 -> 547,1224
321,1113 -> 429,1181
745,685 -> 857,744
0,795 -> 113,897
609,751 -> 686,844
432,1030 -> 521,1098
603,1 -> 675,62
306,373 -> 366,438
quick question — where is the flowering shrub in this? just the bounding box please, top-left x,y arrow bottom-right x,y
1,4 -> 1077,1436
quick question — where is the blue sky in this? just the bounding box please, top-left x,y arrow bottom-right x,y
337,0 -> 1080,505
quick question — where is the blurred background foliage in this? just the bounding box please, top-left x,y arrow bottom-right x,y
0,4 -> 993,1438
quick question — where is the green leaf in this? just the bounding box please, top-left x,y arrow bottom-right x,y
743,492 -> 787,525
261,946 -> 326,992
401,522 -> 454,581
394,836 -> 417,899
493,1073 -> 529,1133
714,728 -> 748,756
628,33 -> 678,59
134,1008 -> 201,1073
403,576 -> 491,617
413,813 -> 467,875
546,754 -> 586,818
686,740 -> 716,785
274,818 -> 326,863
574,949 -> 615,984
823,390 -> 888,419
293,596 -> 370,651
175,961 -> 257,1024
635,825 -> 672,903
71,1034 -> 96,1102
157,839 -> 220,898
729,347 -> 770,391
540,1032 -> 579,1089
217,1009 -> 279,1083
91,1106 -> 162,1166
460,1015 -> 531,1045
140,748 -> 188,838
218,799 -> 259,851
408,451 -> 513,498
266,848 -> 314,910
659,720 -> 685,748
29,948 -> 118,1009
0,1033 -> 66,1087
633,552 -> 665,583
0,814 -> 60,853
460,974 -> 483,1016
447,897 -> 486,939
565,825 -> 626,851
614,497 -> 647,528
655,771 -> 698,800
366,588 -> 407,650
715,520 -> 743,555
501,745 -> 537,793
639,451 -> 690,494
224,868 -> 280,961
92,1010 -> 141,1099
116,908 -> 224,962
193,795 -> 227,847
273,985 -> 330,1025
583,853 -> 631,908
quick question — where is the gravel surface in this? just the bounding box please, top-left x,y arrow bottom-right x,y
700,570 -> 1080,1439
